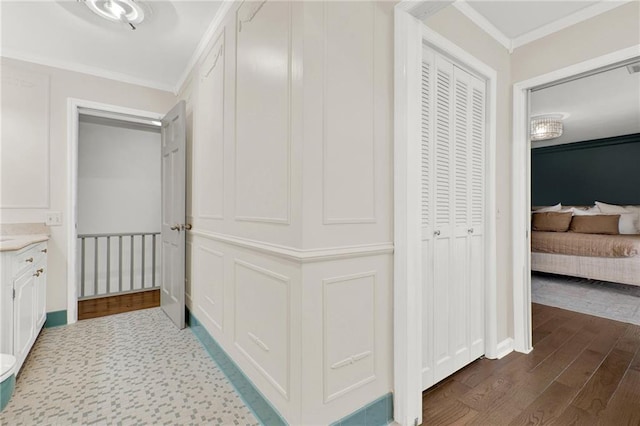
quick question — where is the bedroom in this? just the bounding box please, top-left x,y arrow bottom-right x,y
529,60 -> 640,324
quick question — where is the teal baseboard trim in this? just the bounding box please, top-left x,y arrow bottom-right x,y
331,393 -> 394,426
186,309 -> 287,426
44,310 -> 67,328
1,374 -> 16,411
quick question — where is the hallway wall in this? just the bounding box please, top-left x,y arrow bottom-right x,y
181,2 -> 394,424
0,57 -> 176,313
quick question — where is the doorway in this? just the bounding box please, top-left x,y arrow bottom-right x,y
511,46 -> 640,354
76,110 -> 162,320
66,100 -> 164,324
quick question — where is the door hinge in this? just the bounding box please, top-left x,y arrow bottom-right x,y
13,289 -> 16,300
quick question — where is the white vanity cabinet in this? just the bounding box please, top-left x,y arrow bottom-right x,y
0,240 -> 48,375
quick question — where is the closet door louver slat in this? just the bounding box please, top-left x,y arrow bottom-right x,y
421,60 -> 432,230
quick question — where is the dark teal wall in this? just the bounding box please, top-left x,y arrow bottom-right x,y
531,133 -> 640,206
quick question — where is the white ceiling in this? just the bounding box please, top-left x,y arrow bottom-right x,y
0,1 -> 224,92
0,0 -> 633,94
531,64 -> 640,148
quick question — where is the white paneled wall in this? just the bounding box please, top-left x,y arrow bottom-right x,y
185,1 -> 394,424
1,65 -> 50,209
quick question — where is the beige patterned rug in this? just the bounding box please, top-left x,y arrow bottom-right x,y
531,272 -> 640,326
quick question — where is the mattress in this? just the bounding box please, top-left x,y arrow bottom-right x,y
531,231 -> 640,258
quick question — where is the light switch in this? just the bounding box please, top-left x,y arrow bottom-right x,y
46,211 -> 63,226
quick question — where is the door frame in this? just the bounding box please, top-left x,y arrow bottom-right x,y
394,4 -> 498,425
66,98 -> 163,324
511,44 -> 640,353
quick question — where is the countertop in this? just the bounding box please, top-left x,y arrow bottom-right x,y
0,234 -> 50,252
0,223 -> 50,252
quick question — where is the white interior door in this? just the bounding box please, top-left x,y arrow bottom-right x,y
161,101 -> 186,329
422,47 -> 487,390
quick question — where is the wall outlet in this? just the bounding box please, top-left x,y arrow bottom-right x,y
46,211 -> 63,226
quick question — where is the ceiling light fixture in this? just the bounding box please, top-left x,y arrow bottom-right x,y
530,115 -> 564,141
83,0 -> 147,30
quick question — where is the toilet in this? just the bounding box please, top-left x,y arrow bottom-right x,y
0,354 -> 16,411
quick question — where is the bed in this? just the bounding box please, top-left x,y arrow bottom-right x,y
531,231 -> 640,287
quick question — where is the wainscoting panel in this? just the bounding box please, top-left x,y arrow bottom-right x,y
186,240 -> 193,309
323,272 -> 376,402
234,1 -> 291,224
234,259 -> 290,399
300,253 -> 392,425
197,246 -> 225,331
322,1 -> 376,224
195,31 -> 226,221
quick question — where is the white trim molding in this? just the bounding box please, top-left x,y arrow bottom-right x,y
175,0 -> 236,94
452,1 -> 512,52
496,338 -> 514,359
66,98 -> 164,325
511,45 -> 640,354
2,49 -> 174,93
511,1 -> 633,50
452,0 -> 632,53
393,6 -> 424,426
190,229 -> 393,263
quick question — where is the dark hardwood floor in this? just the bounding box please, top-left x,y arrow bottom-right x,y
422,303 -> 640,425
78,289 -> 160,320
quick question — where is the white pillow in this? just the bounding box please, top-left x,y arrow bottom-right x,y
595,201 -> 630,214
570,206 -> 600,216
534,203 -> 562,213
617,213 -> 639,234
624,205 -> 640,232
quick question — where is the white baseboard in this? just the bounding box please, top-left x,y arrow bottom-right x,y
495,338 -> 515,359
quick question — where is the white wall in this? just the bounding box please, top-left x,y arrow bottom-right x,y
183,1 -> 394,424
77,117 -> 161,235
0,57 -> 176,313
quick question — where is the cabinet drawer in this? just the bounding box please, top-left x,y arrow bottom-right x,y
13,242 -> 47,277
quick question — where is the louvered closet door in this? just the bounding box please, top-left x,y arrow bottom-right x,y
421,47 -> 487,390
420,48 -> 435,388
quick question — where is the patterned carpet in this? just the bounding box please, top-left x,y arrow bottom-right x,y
0,308 -> 258,426
532,272 -> 640,325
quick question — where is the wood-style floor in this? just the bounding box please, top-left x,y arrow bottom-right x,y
78,289 -> 160,320
422,303 -> 640,425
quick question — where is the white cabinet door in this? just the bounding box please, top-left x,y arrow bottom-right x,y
35,259 -> 46,330
14,268 -> 36,374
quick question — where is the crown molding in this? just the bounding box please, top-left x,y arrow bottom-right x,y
453,1 -> 512,52
453,0 -> 632,54
174,0 -> 236,95
511,0 -> 632,50
0,49 -> 174,93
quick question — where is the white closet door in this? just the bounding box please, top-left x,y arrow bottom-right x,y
468,74 -> 486,359
450,65 -> 472,373
421,48 -> 435,388
421,47 -> 487,390
432,54 -> 455,384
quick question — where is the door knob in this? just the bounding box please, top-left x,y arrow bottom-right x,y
170,224 -> 181,231
468,228 -> 474,234
181,223 -> 192,231
434,230 -> 441,236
